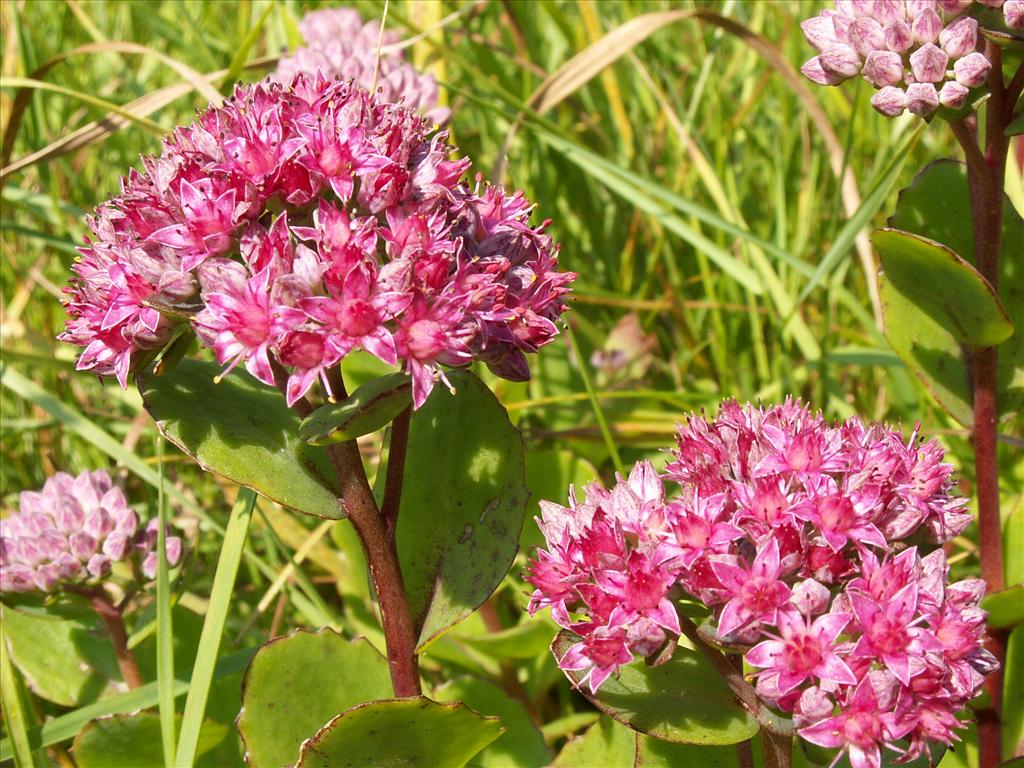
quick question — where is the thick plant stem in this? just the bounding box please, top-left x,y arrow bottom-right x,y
69,585 -> 143,689
380,406 -> 412,536
760,729 -> 793,768
953,44 -> 1012,768
275,362 -> 421,697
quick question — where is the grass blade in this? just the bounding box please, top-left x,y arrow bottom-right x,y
0,76 -> 166,133
156,438 -> 176,768
566,324 -> 624,476
0,650 -> 256,762
175,488 -> 256,767
0,627 -> 33,767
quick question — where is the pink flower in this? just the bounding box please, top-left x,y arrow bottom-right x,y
799,675 -> 913,768
747,610 -> 856,694
61,74 -> 573,408
710,538 -> 792,638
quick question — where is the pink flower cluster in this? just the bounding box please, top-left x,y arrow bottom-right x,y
271,7 -> 450,125
527,400 -> 993,768
801,1 -> 1022,117
60,74 -> 573,408
0,470 -> 183,593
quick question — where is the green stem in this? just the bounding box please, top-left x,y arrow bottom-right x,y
566,323 -> 625,476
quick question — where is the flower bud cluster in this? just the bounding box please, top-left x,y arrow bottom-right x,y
60,74 -> 574,408
1,470 -> 183,593
800,1 -> 1020,117
271,8 -> 450,125
527,400 -> 992,768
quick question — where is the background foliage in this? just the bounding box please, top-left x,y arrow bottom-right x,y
1,1 -> 1021,765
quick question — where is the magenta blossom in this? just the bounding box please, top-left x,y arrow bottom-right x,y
61,74 -> 574,409
527,400 -> 993,766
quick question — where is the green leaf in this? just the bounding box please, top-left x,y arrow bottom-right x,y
236,630 -> 392,768
458,615 -> 559,660
1004,624 -> 1024,759
634,733 -> 740,767
1005,503 -> 1024,589
396,370 -> 529,650
879,274 -> 973,425
873,228 -> 1012,347
552,632 -> 759,745
295,697 -> 504,768
176,489 -> 255,768
883,159 -> 1024,425
552,716 -> 636,767
299,372 -> 411,444
1,603 -> 120,706
72,713 -> 226,768
982,585 -> 1024,629
1006,110 -> 1024,137
137,359 -> 343,519
0,649 -> 256,762
434,677 -> 552,768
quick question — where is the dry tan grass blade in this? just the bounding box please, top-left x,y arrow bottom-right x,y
493,9 -> 694,180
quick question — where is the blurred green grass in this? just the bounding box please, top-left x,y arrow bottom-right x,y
1,1 -> 1021,759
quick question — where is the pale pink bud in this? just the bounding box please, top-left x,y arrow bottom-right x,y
939,17 -> 978,58
37,530 -> 66,561
86,553 -> 111,578
937,0 -> 973,16
863,50 -> 905,86
906,82 -> 940,115
1006,0 -> 1024,29
908,0 -> 938,15
802,13 -> 842,51
165,537 -> 183,567
68,532 -> 97,561
910,43 -> 949,82
33,564 -> 61,592
802,56 -> 845,85
884,21 -> 914,52
831,11 -> 854,43
820,45 -> 863,78
83,508 -> 113,540
954,52 -> 991,86
850,17 -> 885,55
791,578 -> 831,614
872,0 -> 905,25
912,8 -> 944,42
869,89 -> 905,120
939,80 -> 970,108
102,531 -> 131,560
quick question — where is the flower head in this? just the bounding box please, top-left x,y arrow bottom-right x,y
1,470 -> 182,593
527,400 -> 991,765
801,1 -> 997,117
61,75 -> 574,409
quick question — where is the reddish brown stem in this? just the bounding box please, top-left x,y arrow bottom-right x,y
273,362 -> 421,697
952,41 -> 1011,768
380,406 -> 412,537
68,585 -> 143,689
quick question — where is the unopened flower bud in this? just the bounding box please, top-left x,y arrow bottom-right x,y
802,13 -> 842,51
939,80 -> 970,108
850,17 -> 885,55
872,0 -> 904,25
907,0 -> 938,16
954,52 -> 991,86
1005,0 -> 1024,29
802,56 -> 846,85
884,21 -> 914,52
912,9 -> 944,43
906,82 -> 940,115
939,17 -> 977,58
863,50 -> 905,86
871,86 -> 908,116
937,0 -> 973,16
820,45 -> 863,79
910,43 -> 949,82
